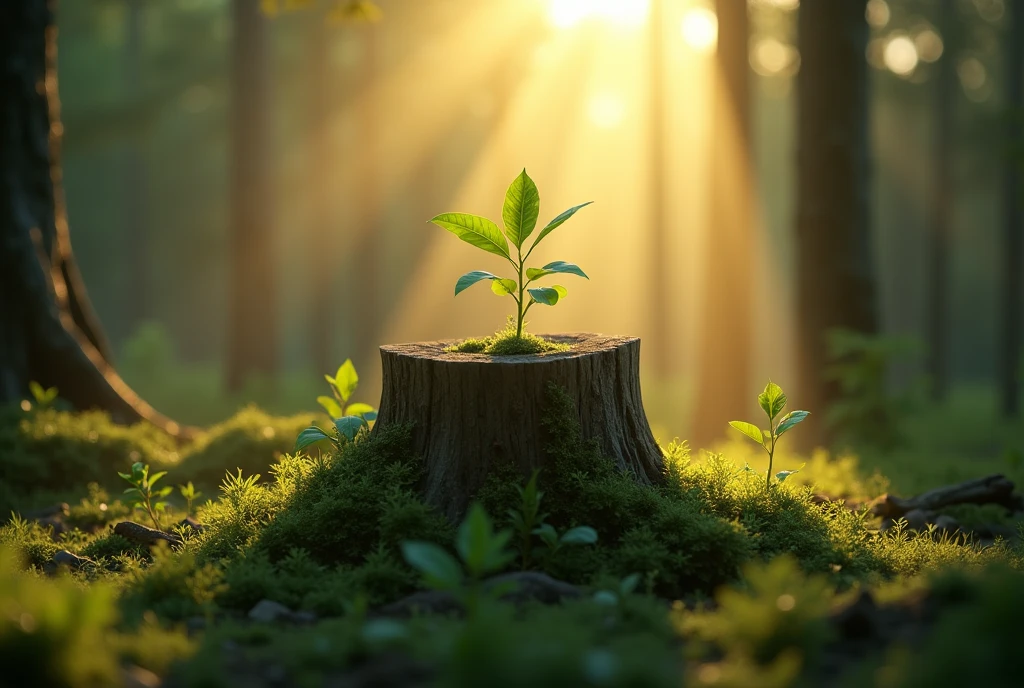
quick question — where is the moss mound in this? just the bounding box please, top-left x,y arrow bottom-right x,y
446,320 -> 571,355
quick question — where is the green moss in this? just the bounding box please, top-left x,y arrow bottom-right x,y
446,320 -> 571,356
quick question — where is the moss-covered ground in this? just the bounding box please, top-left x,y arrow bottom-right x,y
1,387 -> 1022,687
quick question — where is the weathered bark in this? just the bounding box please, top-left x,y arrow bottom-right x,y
795,0 -> 877,444
0,0 -> 181,435
373,334 -> 664,519
226,0 -> 277,391
872,474 -> 1018,519
692,0 -> 754,447
1000,2 -> 1024,417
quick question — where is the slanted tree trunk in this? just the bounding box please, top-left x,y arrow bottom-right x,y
692,0 -> 754,448
1000,2 -> 1024,418
373,334 -> 665,519
226,0 -> 277,391
795,0 -> 877,444
0,0 -> 181,435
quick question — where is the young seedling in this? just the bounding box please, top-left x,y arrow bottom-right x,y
729,381 -> 809,491
118,461 -> 173,530
295,360 -> 378,453
26,381 -> 58,411
316,359 -> 377,422
179,481 -> 201,517
429,169 -> 592,339
508,470 -> 598,570
401,503 -> 516,616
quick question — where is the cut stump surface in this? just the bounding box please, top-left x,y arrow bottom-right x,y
373,333 -> 664,519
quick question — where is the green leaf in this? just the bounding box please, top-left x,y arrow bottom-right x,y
619,573 -> 641,595
455,270 -> 502,296
775,469 -> 800,483
318,396 -> 345,419
502,169 -> 540,249
525,261 -> 589,281
560,526 -> 598,545
344,402 -> 376,419
28,381 -> 44,403
728,421 -> 764,445
758,381 -> 787,420
457,503 -> 494,577
775,410 -> 810,437
400,541 -> 463,590
531,202 -> 593,250
295,427 -> 331,452
148,471 -> 167,487
533,523 -> 559,549
155,486 -> 173,498
362,411 -> 378,423
429,213 -> 510,260
334,416 -> 365,441
528,286 -> 563,306
491,278 -> 518,296
331,360 -> 359,403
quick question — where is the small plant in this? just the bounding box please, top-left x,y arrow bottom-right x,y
401,503 -> 516,615
429,168 -> 592,342
179,481 -> 201,517
24,381 -> 58,411
729,381 -> 809,490
118,461 -> 173,530
508,470 -> 598,570
295,360 -> 377,453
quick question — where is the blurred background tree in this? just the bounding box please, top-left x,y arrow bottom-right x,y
1,0 -> 1021,446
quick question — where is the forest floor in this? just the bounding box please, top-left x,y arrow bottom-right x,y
1,386 -> 1023,688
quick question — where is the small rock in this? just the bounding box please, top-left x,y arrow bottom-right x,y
811,494 -> 832,506
902,509 -> 931,532
291,610 -> 318,625
113,521 -> 182,549
52,550 -> 95,570
248,599 -> 294,623
933,515 -> 960,534
121,665 -> 161,688
37,516 -> 68,540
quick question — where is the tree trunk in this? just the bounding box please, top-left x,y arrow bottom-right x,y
692,0 -> 753,448
648,0 -> 670,374
122,0 -> 151,341
926,0 -> 955,402
1000,2 -> 1024,418
373,334 -> 665,519
0,0 -> 182,436
795,0 -> 877,444
226,0 -> 277,391
307,16 -> 333,377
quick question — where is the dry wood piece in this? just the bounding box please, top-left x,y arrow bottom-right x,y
373,333 -> 664,519
872,474 -> 1017,519
113,521 -> 182,548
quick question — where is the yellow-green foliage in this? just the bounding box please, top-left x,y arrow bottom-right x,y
0,404 -> 312,516
0,547 -> 121,688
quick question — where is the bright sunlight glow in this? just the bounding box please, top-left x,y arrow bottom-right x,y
680,6 -> 718,54
882,34 -> 919,76
588,91 -> 626,129
547,0 -> 650,30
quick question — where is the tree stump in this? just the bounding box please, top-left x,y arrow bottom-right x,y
373,333 -> 664,519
